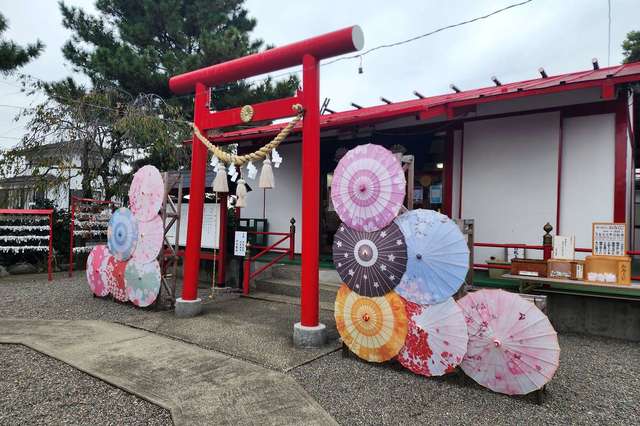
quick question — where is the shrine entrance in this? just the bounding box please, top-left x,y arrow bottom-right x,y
168,26 -> 364,347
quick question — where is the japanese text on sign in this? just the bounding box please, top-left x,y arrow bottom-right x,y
592,223 -> 625,256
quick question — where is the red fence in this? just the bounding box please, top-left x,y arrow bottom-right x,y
242,221 -> 296,295
69,196 -> 118,277
473,241 -> 640,281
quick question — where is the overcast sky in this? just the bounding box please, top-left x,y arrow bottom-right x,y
1,0 -> 639,149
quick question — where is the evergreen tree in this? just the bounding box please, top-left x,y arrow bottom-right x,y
58,0 -> 298,110
622,30 -> 640,64
0,12 -> 44,73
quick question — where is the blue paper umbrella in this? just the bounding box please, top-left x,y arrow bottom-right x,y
107,207 -> 139,261
394,209 -> 469,304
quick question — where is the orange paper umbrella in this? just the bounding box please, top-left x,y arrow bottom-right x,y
335,284 -> 408,362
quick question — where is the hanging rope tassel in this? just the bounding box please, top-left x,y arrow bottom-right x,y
259,156 -> 274,189
235,177 -> 247,207
212,163 -> 229,193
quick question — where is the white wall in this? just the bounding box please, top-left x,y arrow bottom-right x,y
241,143 -> 302,252
560,114 -> 615,258
462,112 -> 560,262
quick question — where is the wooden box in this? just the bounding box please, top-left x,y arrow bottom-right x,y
584,255 -> 631,285
547,259 -> 584,280
511,258 -> 547,278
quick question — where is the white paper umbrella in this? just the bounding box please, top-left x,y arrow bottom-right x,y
397,297 -> 468,377
394,209 -> 469,305
331,144 -> 406,232
131,215 -> 163,264
459,289 -> 561,395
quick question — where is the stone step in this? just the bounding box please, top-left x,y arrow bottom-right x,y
255,262 -> 342,284
253,277 -> 341,304
244,291 -> 335,312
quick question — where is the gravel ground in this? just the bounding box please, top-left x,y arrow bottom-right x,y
4,272 -> 640,425
290,334 -> 640,425
0,344 -> 172,425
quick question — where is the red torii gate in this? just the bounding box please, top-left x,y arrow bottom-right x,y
169,26 -> 363,346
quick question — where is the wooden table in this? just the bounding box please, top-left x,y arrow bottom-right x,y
503,274 -> 640,301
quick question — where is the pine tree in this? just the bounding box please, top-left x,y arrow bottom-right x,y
58,0 -> 298,110
622,31 -> 640,64
0,13 -> 44,73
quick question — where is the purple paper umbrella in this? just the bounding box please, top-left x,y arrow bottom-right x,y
333,222 -> 408,297
331,144 -> 406,232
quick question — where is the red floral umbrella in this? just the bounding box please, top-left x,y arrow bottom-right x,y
397,298 -> 468,377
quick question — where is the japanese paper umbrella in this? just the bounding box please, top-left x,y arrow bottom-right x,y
333,221 -> 407,297
397,298 -> 469,377
107,207 -> 138,261
131,215 -> 163,264
458,289 -> 560,395
335,284 -> 408,363
85,245 -> 109,297
101,254 -> 128,302
394,209 -> 469,305
125,260 -> 161,307
129,165 -> 164,222
331,144 -> 406,232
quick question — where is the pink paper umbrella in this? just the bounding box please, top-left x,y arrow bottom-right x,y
331,144 -> 406,232
131,215 -> 163,264
129,165 -> 164,222
85,245 -> 109,297
397,298 -> 468,377
458,289 -> 560,395
102,254 -> 128,302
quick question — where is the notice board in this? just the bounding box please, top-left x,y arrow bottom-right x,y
166,203 -> 219,249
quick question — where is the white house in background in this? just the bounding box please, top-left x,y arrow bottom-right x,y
208,61 -> 640,263
0,141 -> 107,210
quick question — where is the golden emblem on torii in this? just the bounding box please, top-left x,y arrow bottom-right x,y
240,105 -> 254,123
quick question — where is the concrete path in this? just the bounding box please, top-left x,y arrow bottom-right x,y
0,319 -> 336,426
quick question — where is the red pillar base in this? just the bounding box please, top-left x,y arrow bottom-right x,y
293,322 -> 327,348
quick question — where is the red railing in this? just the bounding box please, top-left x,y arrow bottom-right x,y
242,219 -> 296,295
473,241 -> 640,280
69,196 -> 118,277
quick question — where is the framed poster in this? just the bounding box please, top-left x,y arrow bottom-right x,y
166,203 -> 220,249
592,222 -> 626,256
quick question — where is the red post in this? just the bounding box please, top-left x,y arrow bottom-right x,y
300,54 -> 320,327
48,212 -> 53,282
613,95 -> 628,223
68,197 -> 75,277
217,193 -> 228,287
542,222 -> 553,261
181,82 -> 209,301
289,218 -> 296,260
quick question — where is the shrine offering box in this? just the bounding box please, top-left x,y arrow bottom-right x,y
547,259 -> 584,280
511,258 -> 547,277
584,255 -> 631,285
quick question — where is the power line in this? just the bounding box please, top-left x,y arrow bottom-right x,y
1,1 -> 535,115
324,0 -> 534,67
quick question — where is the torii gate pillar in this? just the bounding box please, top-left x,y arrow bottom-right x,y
169,27 -> 363,347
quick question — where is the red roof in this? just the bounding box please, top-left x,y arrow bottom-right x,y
213,61 -> 640,143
